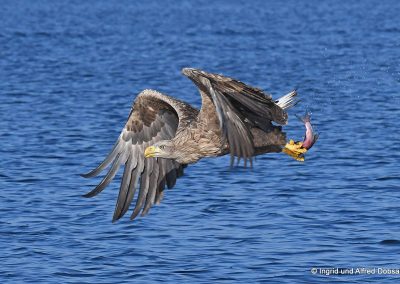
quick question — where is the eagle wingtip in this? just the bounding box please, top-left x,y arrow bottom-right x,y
80,172 -> 90,178
82,193 -> 92,198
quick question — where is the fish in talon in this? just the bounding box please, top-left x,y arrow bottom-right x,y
283,111 -> 318,161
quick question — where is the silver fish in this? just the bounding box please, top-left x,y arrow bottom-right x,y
296,111 -> 319,150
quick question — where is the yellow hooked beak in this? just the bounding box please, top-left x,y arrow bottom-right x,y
144,146 -> 160,158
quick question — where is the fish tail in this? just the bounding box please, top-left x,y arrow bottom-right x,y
295,109 -> 311,124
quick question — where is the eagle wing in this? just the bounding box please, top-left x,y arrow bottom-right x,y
182,68 -> 289,166
81,89 -> 195,221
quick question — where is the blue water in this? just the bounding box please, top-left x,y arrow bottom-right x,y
1,0 -> 399,283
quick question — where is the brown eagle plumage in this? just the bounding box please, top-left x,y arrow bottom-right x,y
82,68 -> 302,222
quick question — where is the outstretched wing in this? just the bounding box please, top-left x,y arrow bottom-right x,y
182,68 -> 289,166
81,89 -> 194,221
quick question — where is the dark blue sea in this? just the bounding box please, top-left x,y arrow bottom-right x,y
1,0 -> 399,283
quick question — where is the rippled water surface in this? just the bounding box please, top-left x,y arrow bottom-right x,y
1,0 -> 400,283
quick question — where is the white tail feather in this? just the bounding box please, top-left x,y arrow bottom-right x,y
276,90 -> 298,110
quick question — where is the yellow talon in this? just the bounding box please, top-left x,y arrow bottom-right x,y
283,140 -> 307,162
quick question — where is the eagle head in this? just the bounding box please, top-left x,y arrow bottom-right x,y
144,140 -> 177,159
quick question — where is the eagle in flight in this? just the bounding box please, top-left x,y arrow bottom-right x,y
82,68 -> 318,222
